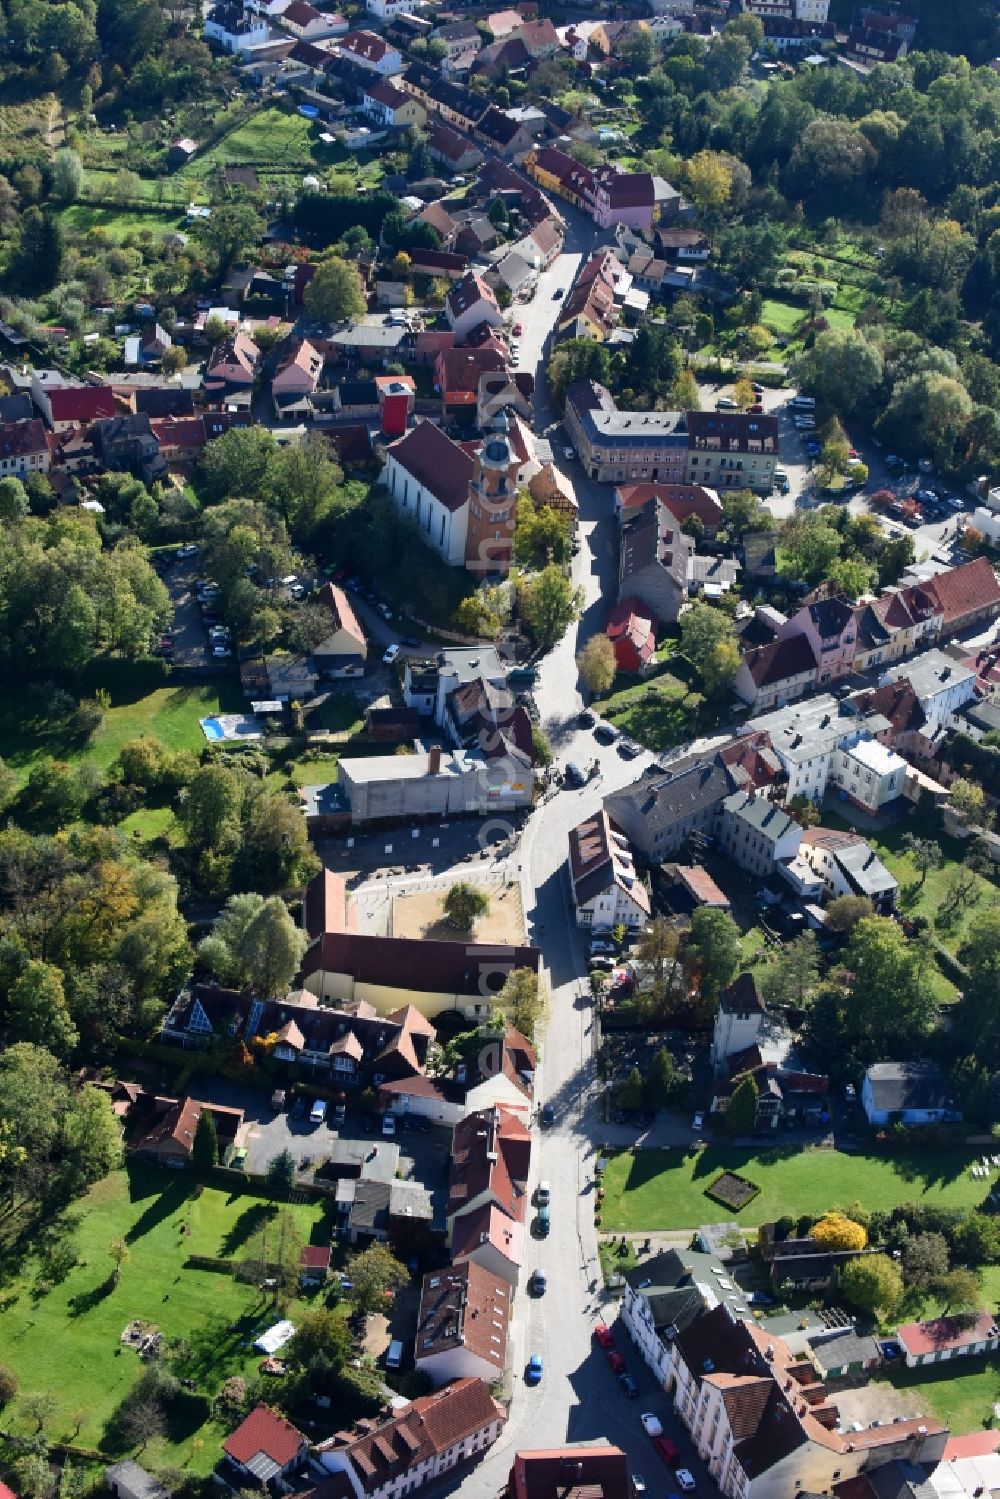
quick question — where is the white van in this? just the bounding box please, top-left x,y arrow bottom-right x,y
386,1339 -> 404,1369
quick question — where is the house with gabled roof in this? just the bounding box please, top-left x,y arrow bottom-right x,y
735,634 -> 818,713
501,1445 -> 633,1499
450,1200 -> 523,1288
445,273 -> 502,345
337,29 -> 404,74
205,329 -> 260,391
223,1405 -> 309,1488
446,1105 -> 530,1241
618,494 -> 691,624
313,582 -> 367,677
568,810 -> 650,931
606,597 -> 656,675
777,594 -> 857,685
0,417 -> 50,476
312,1378 -> 506,1499
415,1260 -> 511,1386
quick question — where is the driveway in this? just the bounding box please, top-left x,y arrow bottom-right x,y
161,553 -> 219,669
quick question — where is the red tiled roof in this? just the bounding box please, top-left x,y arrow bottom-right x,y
509,1447 -> 631,1499
942,1430 -> 1000,1459
386,419 -> 474,512
924,557 -> 1000,630
617,483 -> 722,530
447,1106 -> 530,1222
416,1260 -> 511,1369
47,387 -> 117,423
316,582 -> 365,648
341,28 -> 393,61
439,346 -> 505,394
897,1310 -> 999,1358
224,1405 -> 306,1468
300,1244 -> 331,1268
0,417 -> 48,458
451,1200 -> 523,1267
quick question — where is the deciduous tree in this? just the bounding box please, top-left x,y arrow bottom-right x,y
577,634 -> 617,696
304,256 -> 368,323
840,1253 -> 903,1318
443,882 -> 490,931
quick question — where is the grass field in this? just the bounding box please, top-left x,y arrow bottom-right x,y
60,203 -> 187,239
0,1166 -> 334,1469
601,666 -> 707,750
760,297 -> 803,336
875,1356 -> 1000,1433
824,814 -> 996,957
599,1145 -> 987,1231
0,681 -> 246,784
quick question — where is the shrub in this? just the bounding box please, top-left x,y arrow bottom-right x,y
0,1364 -> 19,1405
705,1172 -> 760,1212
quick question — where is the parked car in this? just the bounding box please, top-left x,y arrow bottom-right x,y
513,322 -> 523,336
211,645 -> 232,659
531,1269 -> 547,1295
593,722 -> 617,744
553,287 -> 565,298
641,1414 -> 662,1437
541,1103 -> 555,1127
383,643 -> 401,665
633,1476 -> 647,1495
692,1112 -> 704,1131
563,446 -> 575,460
565,762 -> 587,788
606,1350 -> 626,1374
309,1099 -> 327,1124
594,1324 -> 614,1349
676,1471 -> 696,1492
333,1104 -> 346,1127
577,710 -> 595,728
536,1181 -> 551,1206
590,937 -> 617,956
716,396 -> 738,410
177,544 -> 199,558
382,1113 -> 396,1137
653,1437 -> 680,1465
619,1374 -> 639,1397
618,739 -> 640,759
527,1354 -> 544,1384
536,1204 -> 550,1236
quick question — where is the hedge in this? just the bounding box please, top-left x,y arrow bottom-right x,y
184,1254 -> 236,1274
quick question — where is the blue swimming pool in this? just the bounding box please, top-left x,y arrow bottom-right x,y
202,717 -> 225,741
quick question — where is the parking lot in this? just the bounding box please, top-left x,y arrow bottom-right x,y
158,550 -> 230,671
242,1094 -> 452,1201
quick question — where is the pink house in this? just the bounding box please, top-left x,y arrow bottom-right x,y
205,329 -> 259,390
777,594 -> 857,686
272,338 -> 323,397
592,169 -> 655,232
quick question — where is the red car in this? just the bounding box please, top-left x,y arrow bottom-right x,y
594,1324 -> 614,1348
606,1350 -> 626,1374
749,403 -> 763,413
653,1437 -> 680,1465
513,321 -> 523,336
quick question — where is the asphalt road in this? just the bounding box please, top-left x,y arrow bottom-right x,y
421,194 -> 720,1499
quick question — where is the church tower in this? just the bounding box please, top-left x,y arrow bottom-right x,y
464,411 -> 519,578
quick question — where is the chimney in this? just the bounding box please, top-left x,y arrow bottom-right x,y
428,746 -> 441,774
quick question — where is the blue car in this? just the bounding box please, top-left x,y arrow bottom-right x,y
527,1354 -> 543,1384
541,1103 -> 555,1127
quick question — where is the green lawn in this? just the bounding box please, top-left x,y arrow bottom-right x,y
0,1166 -> 335,1469
0,680 -> 246,783
760,298 -> 803,336
601,667 -> 705,751
875,1357 -> 1000,1433
823,814 -> 996,957
60,203 -> 188,239
599,1145 -> 987,1231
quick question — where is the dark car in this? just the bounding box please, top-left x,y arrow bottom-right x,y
619,1373 -> 639,1398
290,1097 -> 307,1119
541,1103 -> 555,1126
553,287 -> 565,298
617,740 -> 640,759
593,723 -> 617,744
577,709 -> 595,728
531,1269 -> 547,1295
565,762 -> 587,788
